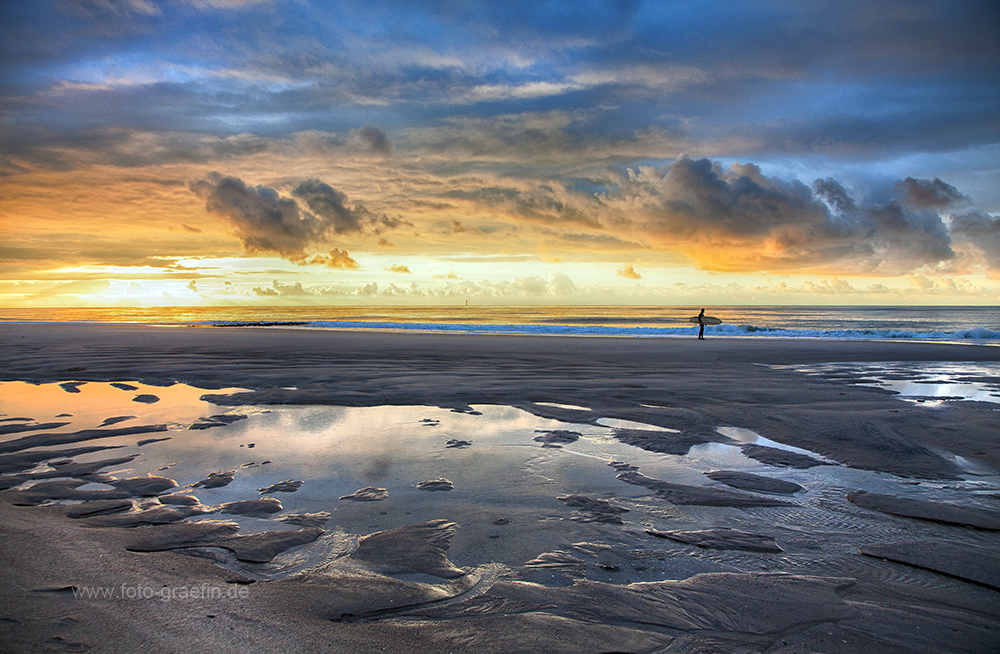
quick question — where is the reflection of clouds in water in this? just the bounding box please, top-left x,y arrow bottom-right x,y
533,402 -> 591,412
597,417 -> 680,433
6,381 -> 1000,589
360,452 -> 396,482
774,362 -> 1000,405
715,426 -> 833,460
0,381 -> 249,433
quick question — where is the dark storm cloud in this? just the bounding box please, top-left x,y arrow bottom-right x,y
896,177 -> 967,209
290,179 -> 363,235
951,211 -> 1000,270
653,157 -> 828,237
626,157 -> 958,272
189,173 -> 316,260
189,172 -> 407,263
292,179 -> 411,235
812,178 -> 857,216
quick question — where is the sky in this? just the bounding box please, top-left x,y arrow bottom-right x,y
1,0 -> 999,308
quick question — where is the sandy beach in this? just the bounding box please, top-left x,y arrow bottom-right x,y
2,324 -> 999,653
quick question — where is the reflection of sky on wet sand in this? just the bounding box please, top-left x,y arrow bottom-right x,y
774,362 -> 1000,406
714,426 -> 835,460
532,401 -> 591,412
596,417 -> 681,433
0,381 -> 251,433
3,381 -> 1000,583
684,426 -> 840,473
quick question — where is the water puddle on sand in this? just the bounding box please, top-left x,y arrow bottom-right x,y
0,380 -> 253,433
774,361 -> 1000,407
596,417 -> 681,433
3,381 -> 1000,591
716,425 -> 826,456
532,401 -> 591,412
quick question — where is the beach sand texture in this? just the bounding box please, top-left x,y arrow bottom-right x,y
1,324 -> 999,653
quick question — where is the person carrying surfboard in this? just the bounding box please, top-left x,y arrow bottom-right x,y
688,309 -> 721,338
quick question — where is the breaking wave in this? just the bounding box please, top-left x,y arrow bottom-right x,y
204,320 -> 1000,342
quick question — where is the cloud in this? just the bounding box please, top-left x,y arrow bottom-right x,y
617,264 -> 641,279
381,282 -> 425,297
357,282 -> 379,296
189,172 -> 404,265
896,177 -> 967,209
385,264 -> 411,273
305,249 -> 360,269
802,278 -> 857,294
61,0 -> 161,18
184,0 -> 270,9
442,184 -> 600,228
548,271 -> 575,296
189,173 -> 320,261
610,157 -> 959,274
2,129 -> 276,171
290,179 -> 365,235
291,178 -> 409,235
352,125 -> 392,154
450,220 -> 474,234
252,280 -> 308,297
951,210 -> 1000,272
429,271 -> 577,298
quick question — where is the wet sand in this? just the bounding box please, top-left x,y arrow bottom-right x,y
1,323 -> 999,653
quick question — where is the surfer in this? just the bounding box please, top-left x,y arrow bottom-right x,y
688,309 -> 720,337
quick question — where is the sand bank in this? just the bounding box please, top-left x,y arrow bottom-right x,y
2,324 -> 999,653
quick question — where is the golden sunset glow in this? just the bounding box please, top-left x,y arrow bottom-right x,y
2,1 -> 998,307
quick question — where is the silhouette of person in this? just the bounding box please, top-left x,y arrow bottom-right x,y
697,308 -> 706,340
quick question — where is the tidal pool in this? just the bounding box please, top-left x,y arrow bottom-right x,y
773,361 -> 1000,407
2,380 -> 999,591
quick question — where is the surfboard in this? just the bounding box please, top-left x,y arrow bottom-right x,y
689,315 -> 722,325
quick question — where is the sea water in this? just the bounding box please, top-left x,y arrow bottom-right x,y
1,305 -> 998,342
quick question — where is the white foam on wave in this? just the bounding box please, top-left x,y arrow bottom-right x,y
205,319 -> 1000,342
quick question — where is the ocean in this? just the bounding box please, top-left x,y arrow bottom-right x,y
1,305 -> 998,343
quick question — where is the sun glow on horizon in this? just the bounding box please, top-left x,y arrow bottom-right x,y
1,1 -> 998,308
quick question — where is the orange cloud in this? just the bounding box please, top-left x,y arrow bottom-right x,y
616,264 -> 642,279
306,249 -> 360,269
